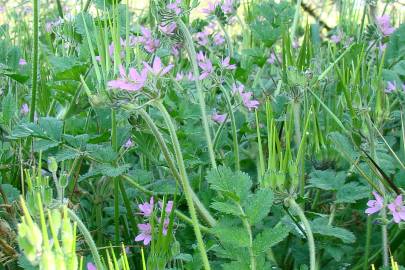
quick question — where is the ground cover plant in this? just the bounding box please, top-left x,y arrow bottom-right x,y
0,0 -> 404,269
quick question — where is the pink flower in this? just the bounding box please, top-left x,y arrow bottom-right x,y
135,223 -> 152,245
87,262 -> 97,270
211,112 -> 227,123
19,58 -> 27,66
171,44 -> 182,57
241,92 -> 259,110
385,81 -> 396,93
160,218 -> 170,235
202,1 -> 218,15
124,139 -> 133,149
232,82 -> 244,95
331,34 -> 342,44
167,0 -> 182,15
213,33 -> 225,45
195,32 -> 209,46
221,0 -> 234,14
0,6 -> 5,13
140,27 -> 160,53
388,195 -> 405,223
376,15 -> 395,36
187,72 -> 195,81
267,53 -> 277,64
176,72 -> 184,80
20,104 -> 29,115
365,191 -> 384,215
138,197 -> 154,217
221,56 -> 236,70
143,56 -> 174,76
198,57 -> 213,79
108,65 -> 148,92
159,200 -> 174,214
159,22 -> 177,35
292,40 -> 300,49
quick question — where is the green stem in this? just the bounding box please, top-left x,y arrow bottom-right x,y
134,107 -> 216,227
290,0 -> 302,42
239,205 -> 256,270
218,19 -> 234,56
177,19 -> 217,169
288,198 -> 316,270
219,85 -> 239,171
292,102 -> 304,196
83,0 -> 92,12
365,114 -> 388,267
111,109 -> 120,244
154,101 -> 211,270
56,0 -> 64,18
30,0 -> 40,123
363,215 -> 372,270
67,208 -> 104,270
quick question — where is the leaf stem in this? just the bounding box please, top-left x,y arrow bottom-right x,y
30,0 -> 39,123
238,204 -> 256,270
154,101 -> 211,270
288,198 -> 316,270
177,19 -> 217,169
67,208 -> 104,270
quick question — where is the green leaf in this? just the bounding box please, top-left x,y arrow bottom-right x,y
328,132 -> 359,161
385,24 -> 405,67
54,148 -> 81,162
49,56 -> 88,81
253,224 -> 290,255
244,188 -> 274,225
308,170 -> 346,191
211,225 -> 250,248
1,92 -> 17,124
206,166 -> 252,202
335,182 -> 370,203
0,184 -> 20,203
211,201 -> 242,216
38,117 -> 63,141
311,217 -> 355,244
86,144 -> 118,163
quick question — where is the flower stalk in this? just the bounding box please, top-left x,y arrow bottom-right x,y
30,0 -> 40,123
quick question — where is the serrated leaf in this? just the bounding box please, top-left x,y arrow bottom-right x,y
211,225 -> 250,247
86,144 -> 117,163
206,166 -> 252,202
308,170 -> 346,191
2,92 -> 17,124
96,164 -> 130,177
253,224 -> 289,255
0,184 -> 20,203
336,182 -> 370,203
38,117 -> 63,141
211,201 -> 242,216
311,217 -> 355,243
244,188 -> 274,225
328,132 -> 359,161
55,148 -> 81,162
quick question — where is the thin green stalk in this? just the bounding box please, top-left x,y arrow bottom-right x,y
217,20 -> 234,56
56,0 -> 64,18
292,102 -> 304,196
177,19 -> 217,169
363,213 -> 372,270
154,101 -> 211,270
288,198 -> 316,270
118,180 -> 138,235
67,208 -> 104,270
133,107 -> 216,227
238,205 -> 256,270
219,85 -> 239,170
290,0 -> 302,41
365,114 -> 388,267
111,109 -> 120,244
30,0 -> 39,123
83,0 -> 92,12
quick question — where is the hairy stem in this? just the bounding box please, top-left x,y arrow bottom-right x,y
154,101 -> 211,270
238,204 -> 256,270
67,208 -> 104,270
30,0 -> 40,123
177,19 -> 217,169
219,85 -> 239,171
111,109 -> 120,244
288,198 -> 316,270
134,107 -> 216,227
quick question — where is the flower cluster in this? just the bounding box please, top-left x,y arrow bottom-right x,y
139,27 -> 160,53
135,197 -> 174,246
232,82 -> 259,110
376,15 -> 396,36
365,192 -> 405,223
197,51 -> 214,79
